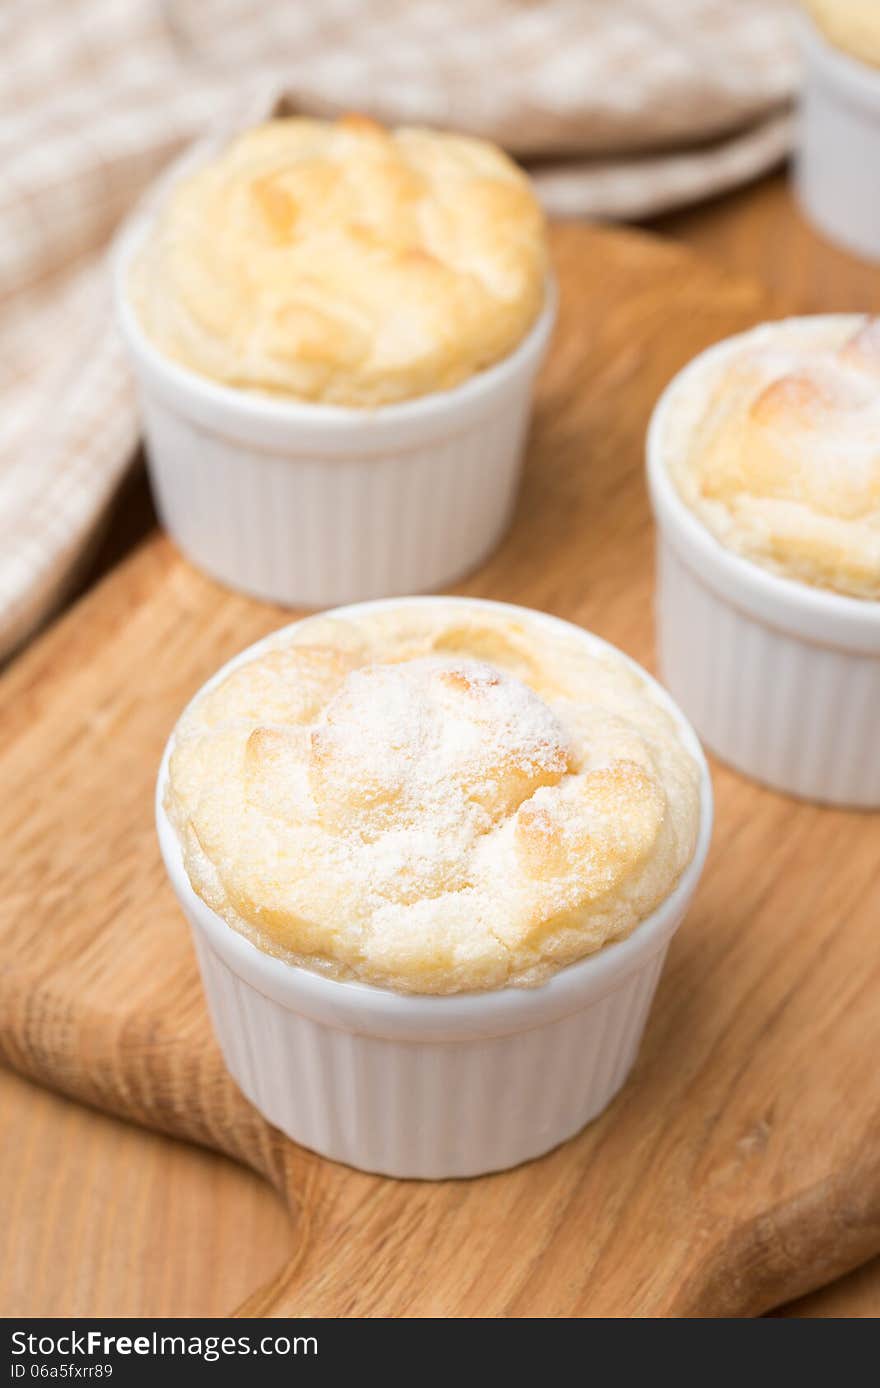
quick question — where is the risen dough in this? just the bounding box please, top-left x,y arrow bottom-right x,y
130,115 -> 547,407
165,603 -> 701,995
663,316 -> 880,600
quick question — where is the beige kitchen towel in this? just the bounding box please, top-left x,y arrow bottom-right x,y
0,0 -> 799,658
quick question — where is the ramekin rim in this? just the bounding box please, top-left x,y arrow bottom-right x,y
156,595 -> 713,1035
798,10 -> 880,102
646,316 -> 880,640
113,212 -> 558,431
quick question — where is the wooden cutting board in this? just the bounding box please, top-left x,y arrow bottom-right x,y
2,224 -> 879,1318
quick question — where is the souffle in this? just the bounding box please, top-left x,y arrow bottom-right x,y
804,1 -> 880,67
130,115 -> 547,407
165,603 -> 701,995
665,316 -> 880,600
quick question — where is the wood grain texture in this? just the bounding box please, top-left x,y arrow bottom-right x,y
0,1068 -> 290,1317
653,171 -> 880,315
779,1258 -> 880,1317
2,221 -> 880,1318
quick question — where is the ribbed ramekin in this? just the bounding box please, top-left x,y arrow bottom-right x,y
114,220 -> 555,608
647,324 -> 880,807
795,15 -> 880,262
156,597 -> 713,1179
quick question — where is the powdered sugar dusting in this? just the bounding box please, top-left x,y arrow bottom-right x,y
166,604 -> 701,993
309,655 -> 571,851
665,315 -> 880,597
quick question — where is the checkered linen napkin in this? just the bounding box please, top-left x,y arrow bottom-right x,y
0,0 -> 798,659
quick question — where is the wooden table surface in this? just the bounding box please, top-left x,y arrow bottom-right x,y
2,170 -> 879,1320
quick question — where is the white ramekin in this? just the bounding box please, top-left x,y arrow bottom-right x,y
114,220 -> 555,608
795,15 -> 880,262
647,321 -> 880,808
156,596 -> 713,1179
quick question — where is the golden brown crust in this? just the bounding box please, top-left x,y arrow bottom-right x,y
165,603 -> 701,995
130,117 -> 547,407
664,316 -> 880,599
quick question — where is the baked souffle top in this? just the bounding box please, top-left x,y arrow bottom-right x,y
165,603 -> 701,995
663,317 -> 880,600
804,1 -> 880,66
130,115 -> 547,407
